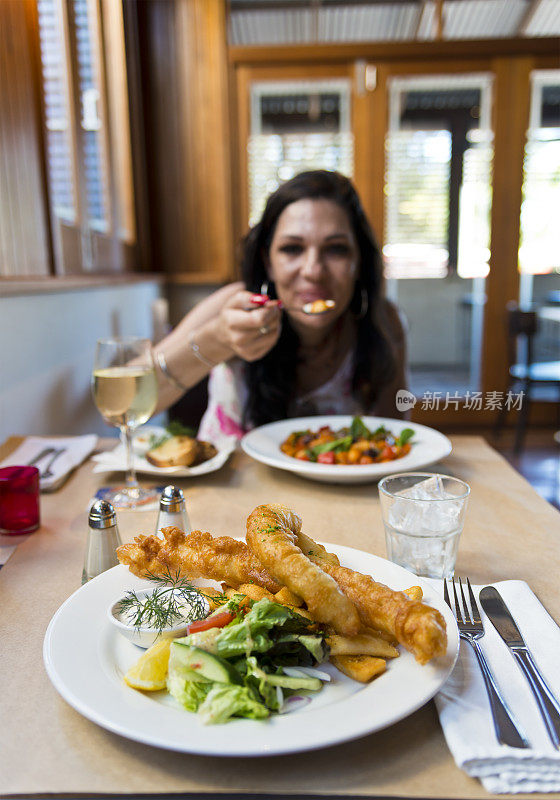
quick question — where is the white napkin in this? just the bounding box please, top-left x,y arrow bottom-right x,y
0,435 -> 98,491
435,579 -> 560,793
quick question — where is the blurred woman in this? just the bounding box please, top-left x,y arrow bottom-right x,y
152,170 -> 408,443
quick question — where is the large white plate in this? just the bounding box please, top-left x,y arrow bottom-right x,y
241,416 -> 452,484
43,546 -> 459,757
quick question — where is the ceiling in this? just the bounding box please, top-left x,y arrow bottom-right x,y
228,0 -> 560,45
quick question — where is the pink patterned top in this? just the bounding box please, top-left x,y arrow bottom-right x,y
197,351 -> 362,448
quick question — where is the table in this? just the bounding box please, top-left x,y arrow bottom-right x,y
1,436 -> 559,799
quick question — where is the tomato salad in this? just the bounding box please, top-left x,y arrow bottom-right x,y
280,417 -> 415,465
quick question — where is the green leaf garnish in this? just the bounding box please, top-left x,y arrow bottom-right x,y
166,420 -> 197,438
396,428 -> 415,447
350,416 -> 371,440
371,425 -> 388,439
310,435 -> 353,456
117,568 -> 224,634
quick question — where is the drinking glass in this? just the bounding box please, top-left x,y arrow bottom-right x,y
0,466 -> 40,534
92,337 -> 158,508
378,472 -> 470,579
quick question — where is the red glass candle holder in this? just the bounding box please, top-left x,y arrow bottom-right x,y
0,466 -> 40,535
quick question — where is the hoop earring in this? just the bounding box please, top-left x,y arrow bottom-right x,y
353,286 -> 369,321
260,279 -> 276,299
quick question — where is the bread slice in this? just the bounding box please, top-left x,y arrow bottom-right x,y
146,435 -> 199,467
192,440 -> 218,465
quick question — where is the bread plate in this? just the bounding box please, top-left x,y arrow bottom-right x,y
241,416 -> 452,484
91,441 -> 235,478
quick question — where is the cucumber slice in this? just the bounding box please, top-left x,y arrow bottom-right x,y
248,658 -> 322,692
256,672 -> 322,691
171,643 -> 241,684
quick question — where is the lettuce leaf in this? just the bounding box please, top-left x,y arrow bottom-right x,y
216,599 -> 299,658
197,684 -> 270,724
167,673 -> 212,712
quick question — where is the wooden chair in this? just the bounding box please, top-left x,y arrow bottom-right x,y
495,302 -> 560,453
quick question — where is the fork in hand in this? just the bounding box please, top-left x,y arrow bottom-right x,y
444,576 -> 529,749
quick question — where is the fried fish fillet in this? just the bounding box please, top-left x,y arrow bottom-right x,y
246,504 -> 361,636
117,526 -> 281,593
296,532 -> 447,665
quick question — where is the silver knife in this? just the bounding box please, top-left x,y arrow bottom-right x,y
480,586 -> 560,749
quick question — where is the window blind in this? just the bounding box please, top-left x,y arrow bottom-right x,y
384,130 -> 450,279
72,0 -> 108,230
37,0 -> 75,220
518,76 -> 560,277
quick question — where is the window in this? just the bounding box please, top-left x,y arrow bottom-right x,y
36,0 -> 135,274
518,71 -> 560,279
248,80 -> 353,225
384,74 -> 494,397
385,75 -> 493,280
518,70 -> 560,368
37,0 -> 76,221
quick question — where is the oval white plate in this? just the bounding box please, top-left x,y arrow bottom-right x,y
91,443 -> 235,478
43,547 -> 458,757
241,416 -> 452,484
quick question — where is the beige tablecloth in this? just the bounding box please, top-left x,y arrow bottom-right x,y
0,435 -> 559,799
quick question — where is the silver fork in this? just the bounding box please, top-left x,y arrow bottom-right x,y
444,576 -> 529,749
27,447 -> 56,468
39,448 -> 65,479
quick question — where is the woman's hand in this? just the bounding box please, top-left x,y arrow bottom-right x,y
211,290 -> 282,362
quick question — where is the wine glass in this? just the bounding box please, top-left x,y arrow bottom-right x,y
92,337 -> 158,508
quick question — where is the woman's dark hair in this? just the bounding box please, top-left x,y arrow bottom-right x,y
240,170 -> 397,427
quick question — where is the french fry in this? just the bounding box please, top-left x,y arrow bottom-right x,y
403,585 -> 423,601
274,586 -> 303,607
285,604 -> 314,621
326,633 -> 399,658
331,655 -> 386,683
222,586 -> 252,609
237,583 -> 276,602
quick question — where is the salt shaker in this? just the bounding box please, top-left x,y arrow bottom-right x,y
82,500 -> 123,584
156,486 -> 191,538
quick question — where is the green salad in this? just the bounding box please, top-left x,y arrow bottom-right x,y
166,598 -> 329,724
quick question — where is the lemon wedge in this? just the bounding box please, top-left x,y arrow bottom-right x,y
124,637 -> 172,691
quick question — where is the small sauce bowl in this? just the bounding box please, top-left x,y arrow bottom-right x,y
108,588 -> 210,648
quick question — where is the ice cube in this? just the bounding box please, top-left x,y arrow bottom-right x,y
396,475 -> 447,501
388,476 -> 462,534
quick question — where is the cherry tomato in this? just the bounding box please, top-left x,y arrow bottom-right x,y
186,610 -> 234,634
379,445 -> 395,461
317,451 -> 336,464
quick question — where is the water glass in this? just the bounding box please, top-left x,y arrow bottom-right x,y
378,472 -> 470,579
0,466 -> 40,535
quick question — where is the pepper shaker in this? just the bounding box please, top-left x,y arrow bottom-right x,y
82,500 -> 123,584
156,486 -> 191,538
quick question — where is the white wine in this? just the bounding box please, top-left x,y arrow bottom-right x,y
93,366 -> 158,429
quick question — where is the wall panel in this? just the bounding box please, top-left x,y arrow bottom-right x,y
0,0 -> 51,277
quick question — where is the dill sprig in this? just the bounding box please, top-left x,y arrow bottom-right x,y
117,568 -> 221,634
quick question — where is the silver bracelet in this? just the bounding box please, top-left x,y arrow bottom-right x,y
189,335 -> 218,369
154,350 -> 189,392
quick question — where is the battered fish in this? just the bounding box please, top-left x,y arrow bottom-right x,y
117,526 -> 281,593
246,504 -> 361,636
297,532 -> 447,665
